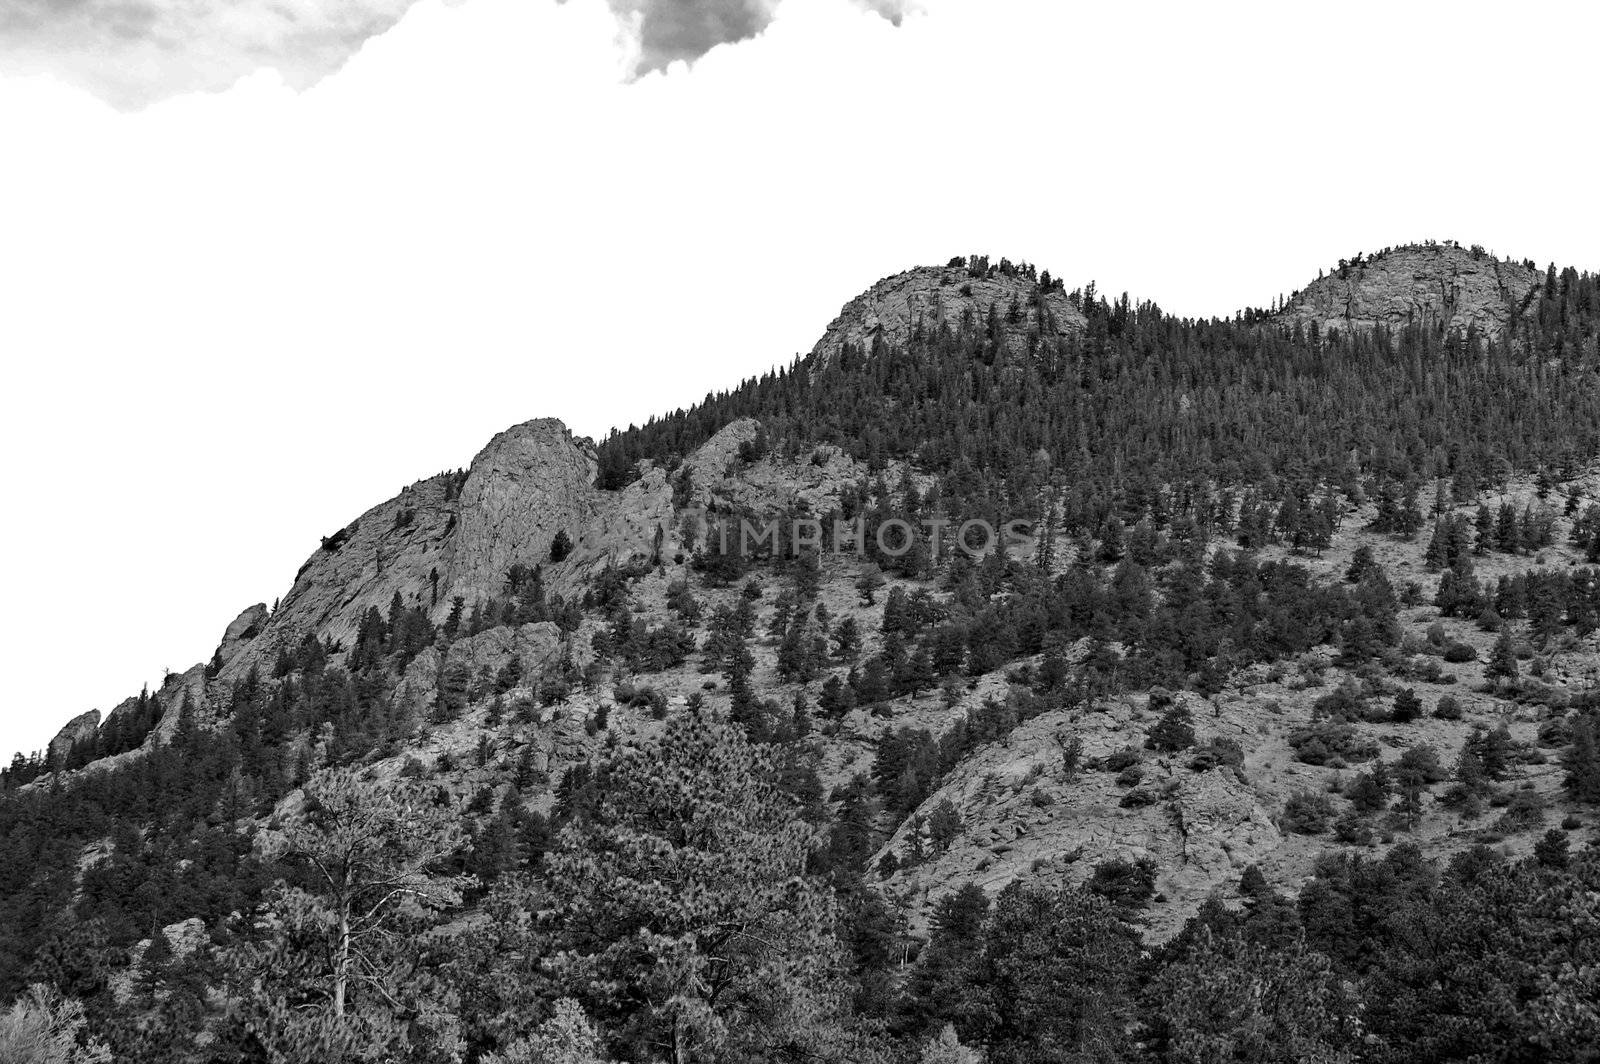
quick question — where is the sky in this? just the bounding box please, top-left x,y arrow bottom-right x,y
1,0 -> 1598,762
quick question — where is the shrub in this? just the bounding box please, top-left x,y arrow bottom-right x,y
1086,855 -> 1158,912
1443,641 -> 1477,663
1312,684 -> 1367,721
1282,791 -> 1335,834
1147,701 -> 1197,752
1396,743 -> 1447,784
1432,695 -> 1463,720
1288,722 -> 1378,766
1334,809 -> 1374,845
1188,738 -> 1245,772
1391,688 -> 1423,723
1119,786 -> 1160,808
1492,788 -> 1546,834
1097,748 -> 1142,773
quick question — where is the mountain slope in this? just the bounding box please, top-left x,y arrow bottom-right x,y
6,244 -> 1600,1061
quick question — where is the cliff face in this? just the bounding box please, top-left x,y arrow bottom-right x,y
809,263 -> 1086,366
47,710 -> 100,765
219,420 -> 616,685
1277,243 -> 1542,338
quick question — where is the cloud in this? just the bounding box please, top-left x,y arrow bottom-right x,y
0,0 -> 431,109
605,0 -> 911,74
0,0 -> 911,108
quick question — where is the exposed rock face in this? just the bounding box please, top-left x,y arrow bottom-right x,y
111,917 -> 209,1005
809,264 -> 1086,366
219,421 -> 606,684
1278,243 -> 1541,339
676,418 -> 893,520
220,471 -> 461,684
1168,769 -> 1282,899
443,419 -> 602,606
47,709 -> 99,764
394,621 -> 567,719
218,604 -> 268,667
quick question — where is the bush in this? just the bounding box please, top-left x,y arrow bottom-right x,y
1086,855 -> 1158,912
1443,641 -> 1477,663
1188,738 -> 1245,772
1282,791 -> 1335,834
1396,743 -> 1447,784
1391,688 -> 1423,723
1312,684 -> 1367,721
1492,788 -> 1546,834
0,985 -> 111,1064
1097,748 -> 1142,773
1432,695 -> 1463,720
1334,808 -> 1374,845
1288,722 -> 1378,766
1147,701 -> 1197,752
1119,786 -> 1160,808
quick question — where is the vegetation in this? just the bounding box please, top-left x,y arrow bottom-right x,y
5,252 -> 1600,1061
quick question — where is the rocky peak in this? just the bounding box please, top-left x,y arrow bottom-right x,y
441,418 -> 600,607
809,259 -> 1086,366
47,709 -> 99,765
213,418 -> 601,683
1277,242 -> 1541,338
218,604 -> 268,668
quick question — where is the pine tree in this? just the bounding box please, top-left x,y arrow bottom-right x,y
1563,712 -> 1600,803
927,799 -> 962,853
226,768 -> 471,1060
1147,700 -> 1196,753
1391,688 -> 1423,723
537,716 -> 847,1062
855,568 -> 885,606
1486,627 -> 1519,685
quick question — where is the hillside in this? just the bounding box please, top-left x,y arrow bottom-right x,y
4,244 -> 1600,1063
1278,241 -> 1544,338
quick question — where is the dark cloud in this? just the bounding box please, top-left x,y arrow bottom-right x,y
609,0 -> 910,74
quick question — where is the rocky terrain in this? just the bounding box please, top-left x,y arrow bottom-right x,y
1279,241 -> 1542,338
809,260 -> 1085,366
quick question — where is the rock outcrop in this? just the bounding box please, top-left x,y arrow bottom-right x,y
219,471 -> 462,683
218,421 -> 609,683
809,264 -> 1086,366
1277,243 -> 1541,339
394,621 -> 568,720
47,709 -> 100,764
217,604 -> 268,667
442,419 -> 602,606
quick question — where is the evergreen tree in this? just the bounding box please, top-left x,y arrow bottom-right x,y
537,716 -> 848,1063
225,768 -> 471,1061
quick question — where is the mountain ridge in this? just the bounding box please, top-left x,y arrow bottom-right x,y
22,240 -> 1579,770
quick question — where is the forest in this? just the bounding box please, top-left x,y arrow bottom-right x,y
3,253 -> 1600,1063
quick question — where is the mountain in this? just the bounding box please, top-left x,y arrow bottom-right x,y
1278,242 -> 1543,338
6,243 -> 1600,1063
808,257 -> 1086,365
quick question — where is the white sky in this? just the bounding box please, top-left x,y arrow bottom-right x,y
2,0 -> 1598,761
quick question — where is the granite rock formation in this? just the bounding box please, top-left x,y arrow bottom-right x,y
1278,242 -> 1542,338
